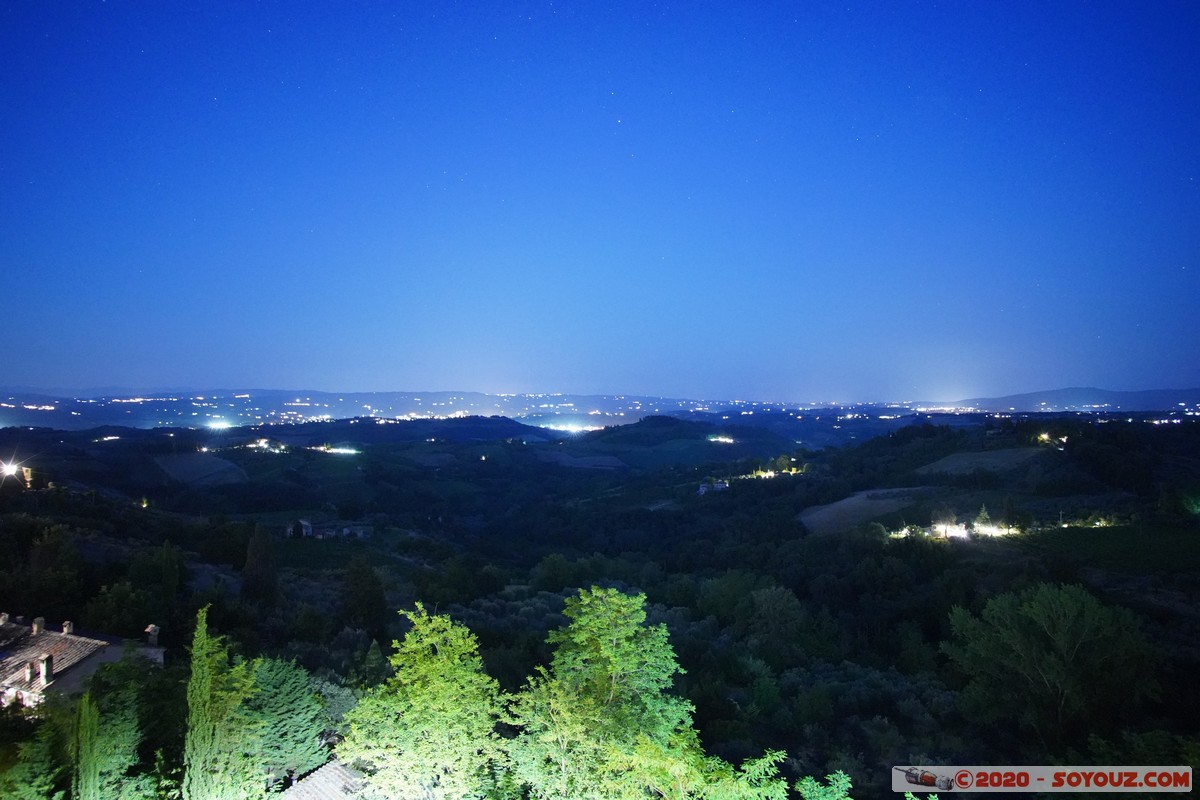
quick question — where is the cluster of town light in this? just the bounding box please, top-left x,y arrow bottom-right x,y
311,445 -> 360,455
542,423 -> 604,433
892,522 -> 1015,540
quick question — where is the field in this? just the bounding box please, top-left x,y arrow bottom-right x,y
797,488 -> 926,536
915,447 -> 1043,475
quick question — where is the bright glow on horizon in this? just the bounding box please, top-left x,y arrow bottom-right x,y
540,423 -> 604,433
207,419 -> 233,430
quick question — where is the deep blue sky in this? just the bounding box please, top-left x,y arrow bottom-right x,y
3,2 -> 1198,402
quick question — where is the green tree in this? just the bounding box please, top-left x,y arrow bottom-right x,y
0,697 -> 73,800
338,603 -> 503,800
73,687 -> 152,800
86,648 -> 189,798
795,770 -> 855,800
507,587 -> 790,800
942,583 -> 1158,749
246,658 -> 327,790
182,606 -> 259,800
356,639 -> 390,687
73,692 -> 101,800
973,505 -> 991,528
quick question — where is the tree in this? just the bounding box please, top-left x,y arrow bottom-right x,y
182,606 -> 259,800
973,505 -> 991,528
0,697 -> 74,800
241,525 -> 277,604
73,693 -> 101,800
1000,495 -> 1018,529
507,587 -> 791,800
341,557 -> 390,642
338,603 -> 504,800
73,687 -> 152,800
941,583 -> 1158,749
245,658 -> 327,790
85,647 -> 189,798
795,770 -> 855,800
356,639 -> 390,687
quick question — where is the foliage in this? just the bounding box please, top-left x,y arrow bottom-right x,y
73,687 -> 154,800
507,587 -> 693,799
794,771 -> 854,800
942,583 -> 1158,749
0,698 -> 73,800
508,587 -> 796,800
73,691 -> 100,800
245,658 -> 327,789
182,606 -> 260,800
339,602 -> 504,800
341,556 -> 390,642
86,648 -> 190,792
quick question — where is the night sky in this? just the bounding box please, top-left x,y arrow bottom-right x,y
3,2 -> 1198,403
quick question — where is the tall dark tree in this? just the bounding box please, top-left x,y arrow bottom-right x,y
341,556 -> 390,642
241,525 -> 278,604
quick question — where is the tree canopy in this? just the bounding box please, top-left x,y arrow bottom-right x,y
942,582 -> 1159,747
339,602 -> 504,800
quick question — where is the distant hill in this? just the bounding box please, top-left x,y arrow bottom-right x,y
258,415 -> 557,447
949,387 -> 1200,412
564,415 -> 794,468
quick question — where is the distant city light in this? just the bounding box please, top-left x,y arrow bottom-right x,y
207,419 -> 233,430
541,423 -> 603,433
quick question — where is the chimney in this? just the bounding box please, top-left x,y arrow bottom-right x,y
62,621 -> 74,635
145,624 -> 161,647
25,662 -> 34,683
31,617 -> 45,635
39,654 -> 53,684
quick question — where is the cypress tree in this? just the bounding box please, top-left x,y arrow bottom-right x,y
73,692 -> 100,800
182,606 -> 258,800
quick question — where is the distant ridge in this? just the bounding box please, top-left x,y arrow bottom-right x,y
949,387 -> 1200,412
4,386 -> 1199,432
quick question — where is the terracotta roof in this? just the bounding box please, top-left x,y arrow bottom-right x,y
281,761 -> 364,800
0,620 -> 109,702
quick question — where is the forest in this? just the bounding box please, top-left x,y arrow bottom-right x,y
1,413 -> 1198,798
